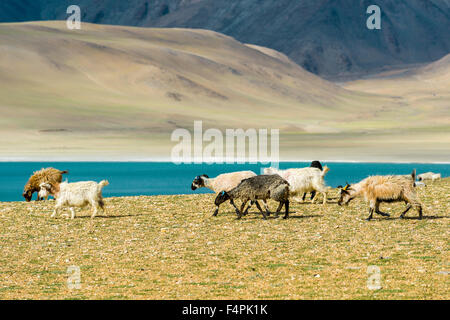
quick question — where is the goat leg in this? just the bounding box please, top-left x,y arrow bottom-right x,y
417,205 -> 423,220
375,209 -> 390,217
366,207 -> 374,221
212,206 -> 219,217
400,203 -> 412,219
375,202 -> 390,217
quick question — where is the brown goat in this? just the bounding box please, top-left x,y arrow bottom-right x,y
338,170 -> 422,221
23,168 -> 68,202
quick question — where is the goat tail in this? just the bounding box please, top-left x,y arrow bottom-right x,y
60,170 -> 69,175
321,166 -> 330,177
99,180 -> 110,189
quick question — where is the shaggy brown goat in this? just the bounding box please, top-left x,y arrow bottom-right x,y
23,168 -> 68,202
338,170 -> 422,221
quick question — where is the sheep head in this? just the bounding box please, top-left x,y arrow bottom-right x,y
191,174 -> 209,190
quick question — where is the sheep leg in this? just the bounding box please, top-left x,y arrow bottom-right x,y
240,201 -> 249,216
230,199 -> 242,219
283,200 -> 290,219
274,202 -> 284,218
302,193 -> 307,202
400,203 -> 412,219
310,191 -> 316,201
243,200 -> 254,215
254,201 -> 268,220
262,200 -> 271,216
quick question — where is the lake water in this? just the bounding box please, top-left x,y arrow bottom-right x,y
0,162 -> 448,202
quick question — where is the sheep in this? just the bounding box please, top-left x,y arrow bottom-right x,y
431,173 -> 441,181
302,160 -> 323,201
338,170 -> 422,221
39,180 -> 109,219
23,168 -> 68,202
264,166 -> 330,204
191,171 -> 269,216
417,172 -> 441,181
214,174 -> 290,220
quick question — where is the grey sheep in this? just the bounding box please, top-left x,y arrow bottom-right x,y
214,174 -> 290,220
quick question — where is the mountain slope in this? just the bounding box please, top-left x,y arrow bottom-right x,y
344,54 -> 450,111
1,0 -> 449,79
0,21 -> 448,161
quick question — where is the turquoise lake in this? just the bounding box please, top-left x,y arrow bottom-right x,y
0,162 -> 448,202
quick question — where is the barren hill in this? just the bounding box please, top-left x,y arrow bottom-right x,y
0,21 -> 448,161
1,0 -> 449,79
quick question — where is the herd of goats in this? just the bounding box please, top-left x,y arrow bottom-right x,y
21,161 -> 443,221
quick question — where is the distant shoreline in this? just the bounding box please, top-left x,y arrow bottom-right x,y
0,158 -> 449,164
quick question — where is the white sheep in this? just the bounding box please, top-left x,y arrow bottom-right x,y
417,172 -> 441,181
264,166 -> 330,204
191,171 -> 269,216
431,173 -> 441,181
40,180 -> 109,219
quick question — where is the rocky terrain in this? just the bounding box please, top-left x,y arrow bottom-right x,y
1,0 -> 449,79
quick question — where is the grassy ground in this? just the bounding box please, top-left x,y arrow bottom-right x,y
0,179 -> 448,300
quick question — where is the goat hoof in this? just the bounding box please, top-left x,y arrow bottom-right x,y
365,218 -> 372,221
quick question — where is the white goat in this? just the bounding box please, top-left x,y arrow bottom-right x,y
264,166 -> 330,204
191,171 -> 269,216
40,180 -> 109,219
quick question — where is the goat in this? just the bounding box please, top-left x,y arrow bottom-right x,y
191,171 -> 269,216
264,166 -> 330,204
214,174 -> 290,220
338,170 -> 422,221
40,180 -> 109,219
23,168 -> 68,202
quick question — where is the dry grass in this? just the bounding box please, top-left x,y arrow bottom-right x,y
0,179 -> 448,300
